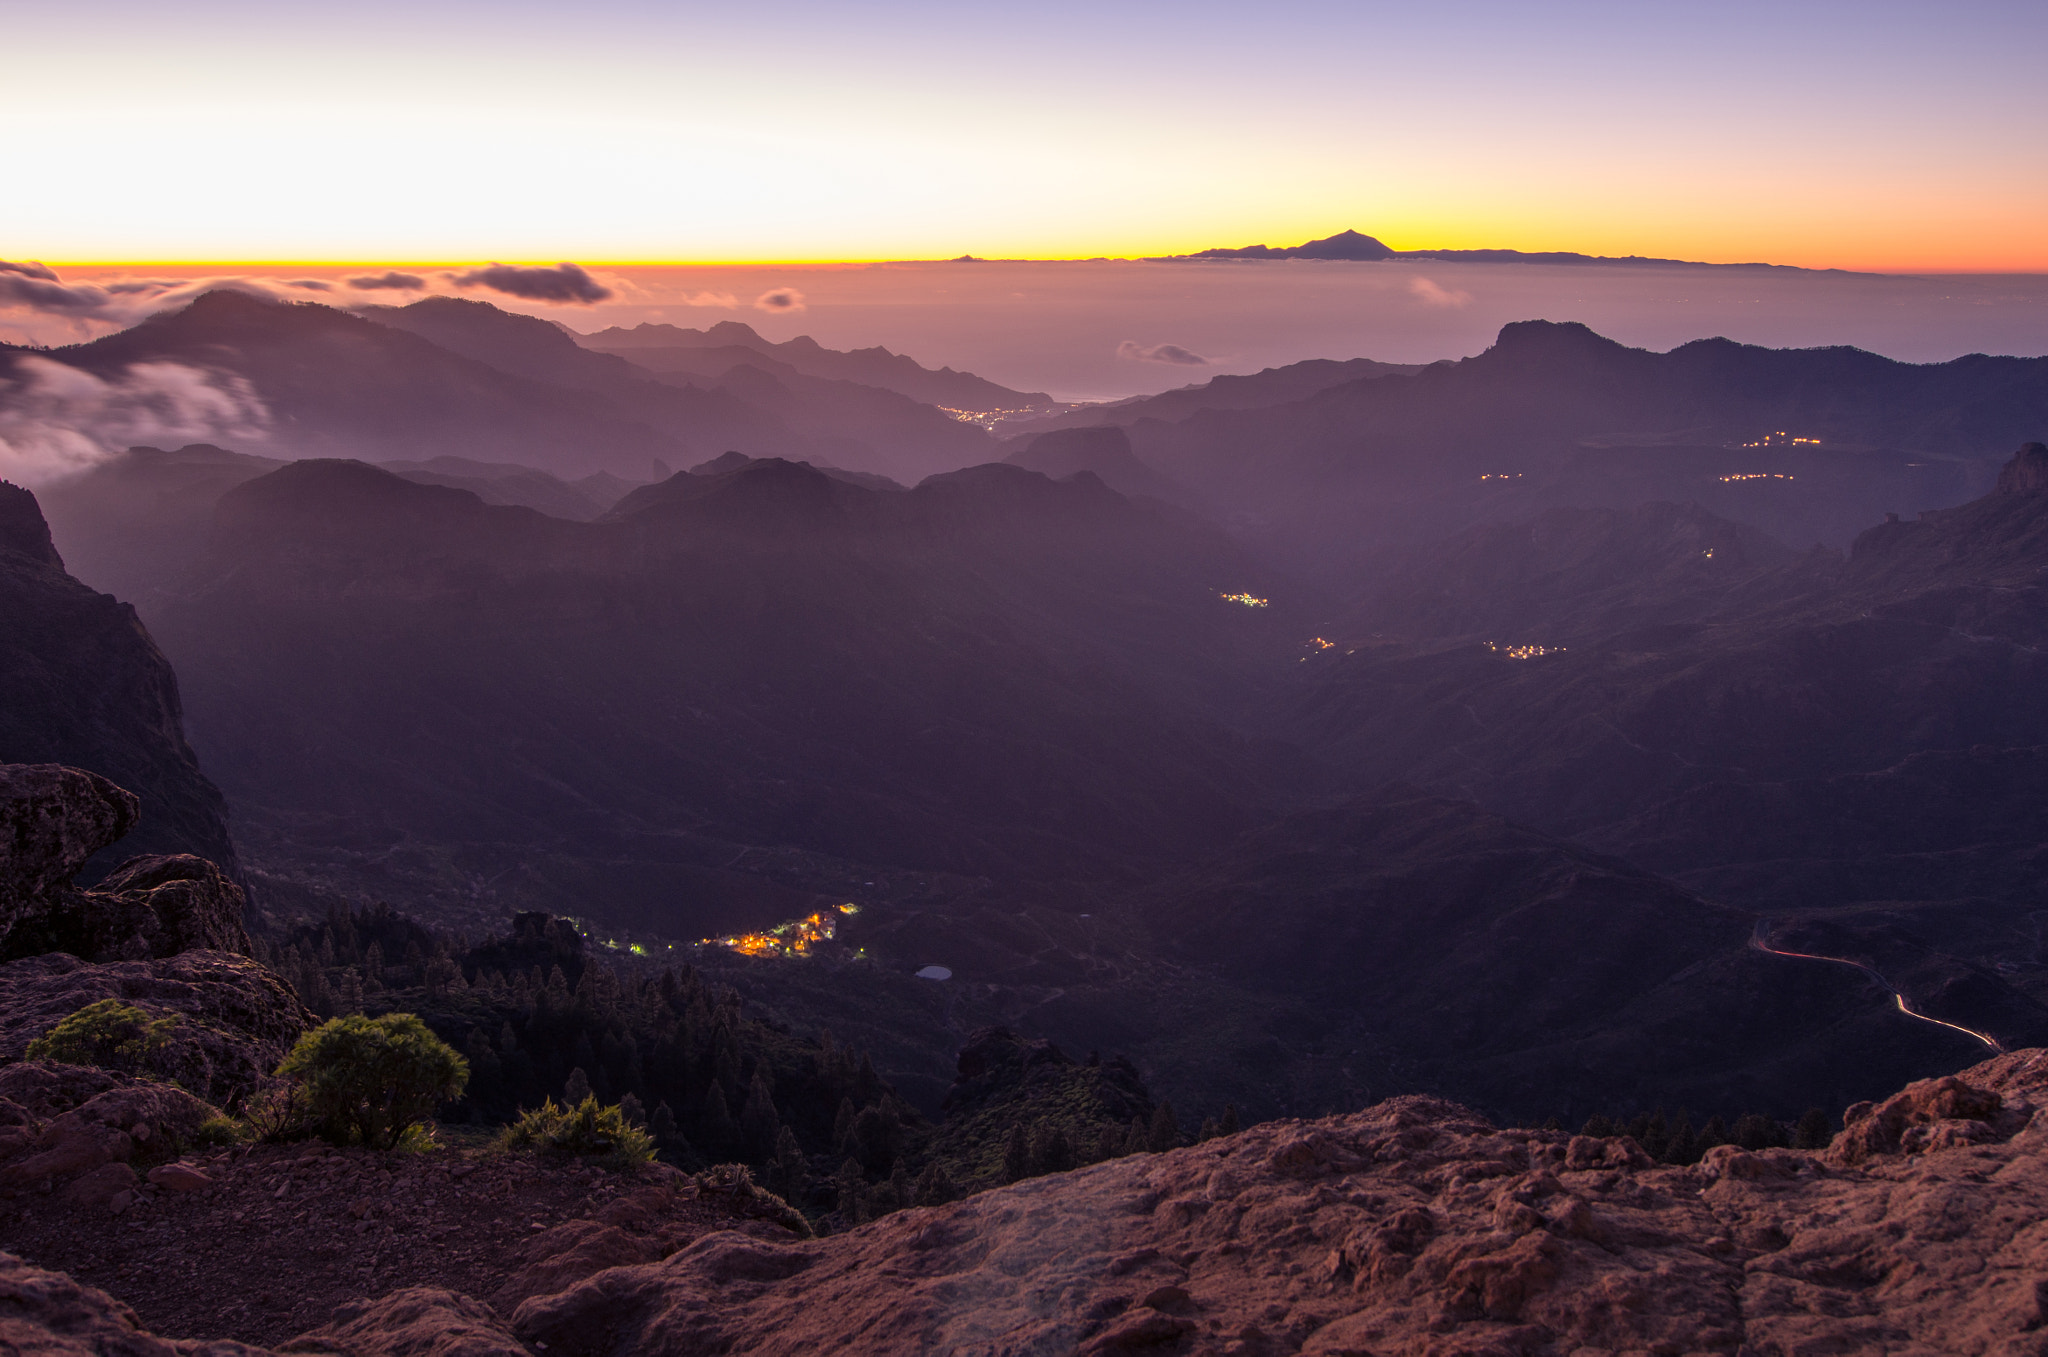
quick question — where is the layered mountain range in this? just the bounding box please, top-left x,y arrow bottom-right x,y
8,291 -> 2048,1130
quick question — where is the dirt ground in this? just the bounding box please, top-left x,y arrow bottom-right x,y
0,1135 -> 750,1346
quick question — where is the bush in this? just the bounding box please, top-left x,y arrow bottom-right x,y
501,1095 -> 655,1168
277,1013 -> 468,1150
192,1115 -> 249,1148
27,999 -> 181,1077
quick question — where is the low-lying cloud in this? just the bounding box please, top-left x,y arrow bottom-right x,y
0,261 -> 60,283
1409,276 -> 1472,308
754,287 -> 806,313
0,356 -> 270,486
1117,340 -> 1209,365
347,271 -> 427,292
452,262 -> 613,304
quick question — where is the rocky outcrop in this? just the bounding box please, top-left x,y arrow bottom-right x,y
506,1049 -> 2048,1356
1993,440 -> 2048,495
0,762 -> 250,963
0,952 -> 308,1103
8,1052 -> 2048,1355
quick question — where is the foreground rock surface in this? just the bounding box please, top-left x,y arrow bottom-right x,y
9,1051 -> 2048,1355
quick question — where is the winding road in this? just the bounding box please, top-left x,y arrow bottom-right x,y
1749,918 -> 2004,1052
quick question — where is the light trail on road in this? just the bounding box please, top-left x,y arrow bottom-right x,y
1749,918 -> 2004,1052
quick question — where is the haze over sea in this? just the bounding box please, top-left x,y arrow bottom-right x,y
18,258 -> 2048,402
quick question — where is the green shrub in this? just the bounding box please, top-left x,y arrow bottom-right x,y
277,1013 -> 468,1150
501,1095 -> 655,1168
192,1114 -> 249,1148
26,999 -> 180,1076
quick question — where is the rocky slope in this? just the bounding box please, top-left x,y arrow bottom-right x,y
7,1050 -> 2048,1355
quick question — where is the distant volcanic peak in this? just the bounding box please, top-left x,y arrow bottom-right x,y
1994,442 -> 2048,495
1288,229 -> 1397,260
1189,229 -> 1395,261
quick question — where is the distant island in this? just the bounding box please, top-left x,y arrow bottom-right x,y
1156,228 -> 1847,272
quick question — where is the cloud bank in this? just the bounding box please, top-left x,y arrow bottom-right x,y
754,288 -> 806,313
452,262 -> 613,304
0,356 -> 270,486
1116,340 -> 1209,365
347,271 -> 427,292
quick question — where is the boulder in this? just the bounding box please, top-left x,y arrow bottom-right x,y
0,763 -> 251,965
0,765 -> 138,952
1825,1072 -> 2027,1166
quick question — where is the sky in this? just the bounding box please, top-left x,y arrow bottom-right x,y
4,0 -> 2045,270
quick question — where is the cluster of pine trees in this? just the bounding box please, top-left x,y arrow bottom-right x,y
1567,1107 -> 1834,1163
258,907 -> 925,1221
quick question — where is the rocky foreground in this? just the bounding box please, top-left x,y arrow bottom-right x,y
4,1049 -> 2046,1356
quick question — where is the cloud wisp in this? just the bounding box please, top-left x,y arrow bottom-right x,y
451,262 -> 613,304
1408,276 -> 1472,308
0,356 -> 270,486
1116,340 -> 1209,365
753,287 -> 806,313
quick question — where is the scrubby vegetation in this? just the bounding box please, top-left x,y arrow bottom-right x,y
26,999 -> 187,1083
502,1095 -> 656,1169
277,1012 -> 468,1150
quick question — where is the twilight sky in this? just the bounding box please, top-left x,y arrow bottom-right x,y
5,0 -> 2045,270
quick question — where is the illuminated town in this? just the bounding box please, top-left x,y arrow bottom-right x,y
1719,472 -> 1796,483
1486,641 -> 1566,660
1737,432 -> 1822,448
1219,592 -> 1270,608
699,903 -> 860,958
934,405 -> 1057,432
1304,637 -> 1335,651
1479,473 -> 1523,480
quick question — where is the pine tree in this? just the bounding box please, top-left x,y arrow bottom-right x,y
1580,1114 -> 1615,1138
564,1067 -> 593,1105
1661,1112 -> 1696,1165
1219,1104 -> 1240,1136
836,1158 -> 867,1222
619,1092 -> 647,1127
1002,1123 -> 1030,1183
652,1100 -> 678,1143
1733,1113 -> 1780,1151
1793,1107 -> 1832,1150
833,1096 -> 858,1157
701,1081 -> 738,1158
773,1125 -> 806,1203
913,1161 -> 955,1208
1696,1115 -> 1731,1154
1148,1104 -> 1180,1153
741,1071 -> 781,1159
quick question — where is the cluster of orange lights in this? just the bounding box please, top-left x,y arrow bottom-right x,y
934,405 -> 1046,431
701,903 -> 859,958
1479,473 -> 1523,481
1305,637 -> 1335,651
1719,472 -> 1796,483
1738,432 -> 1821,448
1487,642 -> 1565,660
1219,592 -> 1270,608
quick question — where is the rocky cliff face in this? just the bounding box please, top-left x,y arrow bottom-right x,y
0,483 -> 238,880
5,1050 -> 2048,1355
